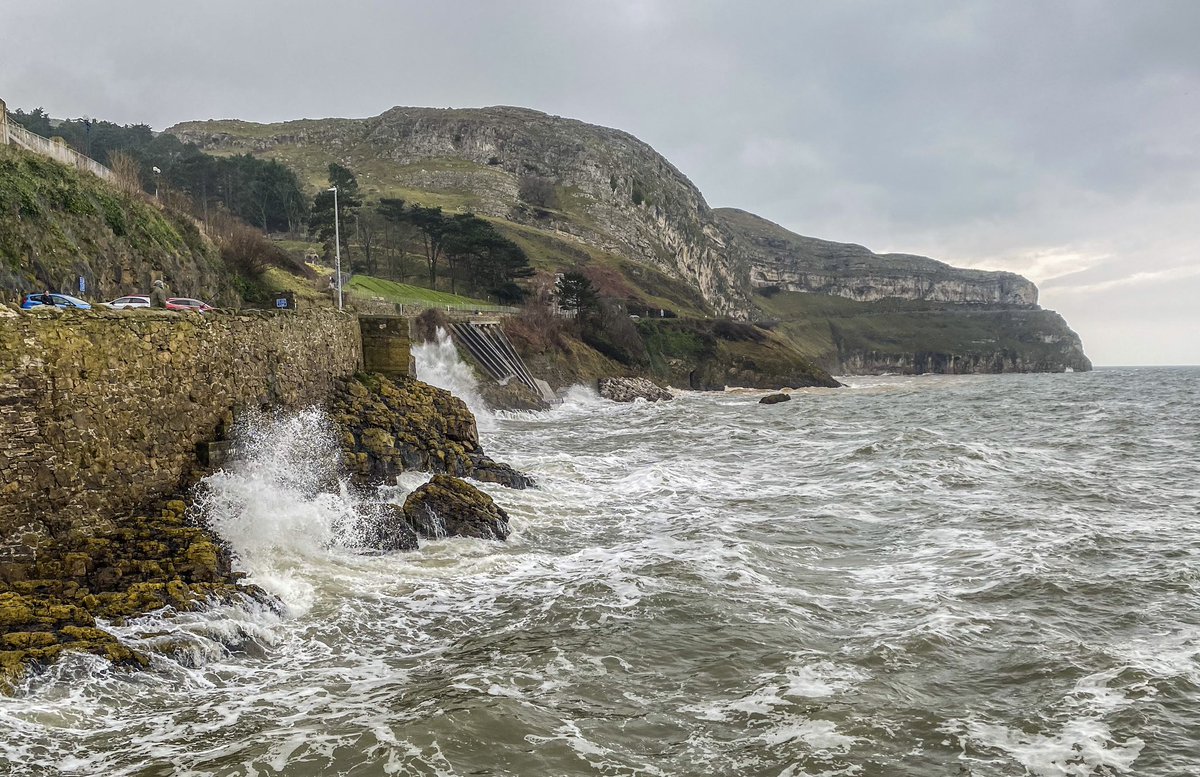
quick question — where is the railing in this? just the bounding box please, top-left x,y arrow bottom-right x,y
4,120 -> 113,181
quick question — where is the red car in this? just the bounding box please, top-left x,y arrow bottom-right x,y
166,297 -> 214,313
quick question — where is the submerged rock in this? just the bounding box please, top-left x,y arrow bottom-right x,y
331,373 -> 533,489
403,475 -> 511,541
598,377 -> 673,403
759,393 -> 792,404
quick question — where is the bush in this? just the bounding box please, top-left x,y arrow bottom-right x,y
219,225 -> 290,280
712,319 -> 766,343
506,288 -> 569,352
580,298 -> 648,367
518,176 -> 559,209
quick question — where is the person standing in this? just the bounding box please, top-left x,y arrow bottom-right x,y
150,279 -> 168,308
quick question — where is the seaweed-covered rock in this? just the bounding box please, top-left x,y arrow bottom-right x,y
0,499 -> 265,692
403,475 -> 511,541
759,393 -> 792,404
331,373 -> 533,489
598,377 -> 673,403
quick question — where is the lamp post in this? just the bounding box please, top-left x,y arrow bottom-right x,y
152,166 -> 161,200
329,185 -> 343,310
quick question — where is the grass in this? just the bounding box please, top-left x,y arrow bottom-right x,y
346,275 -> 496,307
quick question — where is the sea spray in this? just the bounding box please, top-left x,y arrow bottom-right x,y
411,327 -> 493,428
193,406 -> 408,612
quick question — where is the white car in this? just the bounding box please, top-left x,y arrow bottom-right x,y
107,295 -> 151,309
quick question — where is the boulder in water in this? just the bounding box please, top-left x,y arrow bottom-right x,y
356,504 -> 420,552
759,393 -> 792,404
402,475 -> 511,541
597,377 -> 673,403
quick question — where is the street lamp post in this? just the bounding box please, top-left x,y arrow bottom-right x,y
329,185 -> 343,310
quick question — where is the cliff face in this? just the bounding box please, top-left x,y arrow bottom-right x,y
716,208 -> 1037,307
171,107 -> 744,315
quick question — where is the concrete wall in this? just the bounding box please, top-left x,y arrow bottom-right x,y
0,307 -> 362,541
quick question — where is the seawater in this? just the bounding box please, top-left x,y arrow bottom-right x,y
2,349 -> 1198,776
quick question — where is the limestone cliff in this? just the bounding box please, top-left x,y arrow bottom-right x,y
716,208 -> 1037,307
168,106 -> 1091,373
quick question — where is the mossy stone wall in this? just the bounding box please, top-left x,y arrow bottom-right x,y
0,306 -> 362,568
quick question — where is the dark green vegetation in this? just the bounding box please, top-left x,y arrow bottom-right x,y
10,108 -> 309,233
0,145 -> 232,301
637,318 -> 840,389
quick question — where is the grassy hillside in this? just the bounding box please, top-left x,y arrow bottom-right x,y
0,145 -> 233,303
346,275 -> 500,308
169,109 -> 731,318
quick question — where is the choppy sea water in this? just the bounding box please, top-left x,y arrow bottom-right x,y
2,348 -> 1198,776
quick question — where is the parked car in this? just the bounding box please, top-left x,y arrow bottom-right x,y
20,293 -> 92,310
107,295 -> 151,309
166,297 -> 214,313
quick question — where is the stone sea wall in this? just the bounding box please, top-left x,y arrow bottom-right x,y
0,306 -> 362,549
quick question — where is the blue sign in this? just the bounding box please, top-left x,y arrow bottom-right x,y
78,276 -> 86,293
276,298 -> 288,308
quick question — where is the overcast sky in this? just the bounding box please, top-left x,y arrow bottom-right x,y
3,1 -> 1197,365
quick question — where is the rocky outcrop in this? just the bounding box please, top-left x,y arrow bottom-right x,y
402,475 -> 511,541
717,208 -> 1037,307
0,500 -> 264,691
759,393 -> 791,404
597,377 -> 673,403
331,373 -> 533,489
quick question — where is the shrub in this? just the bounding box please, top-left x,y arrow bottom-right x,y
518,176 -> 559,209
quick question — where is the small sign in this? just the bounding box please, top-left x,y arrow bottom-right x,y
78,276 -> 86,293
276,298 -> 287,308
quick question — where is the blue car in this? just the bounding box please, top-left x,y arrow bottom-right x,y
20,293 -> 93,310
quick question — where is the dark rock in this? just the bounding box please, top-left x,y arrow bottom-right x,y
356,504 -> 420,552
402,475 -> 511,541
759,393 -> 792,404
478,379 -> 551,412
598,377 -> 673,403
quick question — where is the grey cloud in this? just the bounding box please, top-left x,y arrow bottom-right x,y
1,0 -> 1197,364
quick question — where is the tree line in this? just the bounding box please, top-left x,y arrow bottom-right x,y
9,108 -> 308,233
309,163 -> 534,303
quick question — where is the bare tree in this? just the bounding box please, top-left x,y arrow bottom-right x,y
108,151 -> 143,196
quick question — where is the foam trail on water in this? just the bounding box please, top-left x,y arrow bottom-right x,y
411,327 -> 494,429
